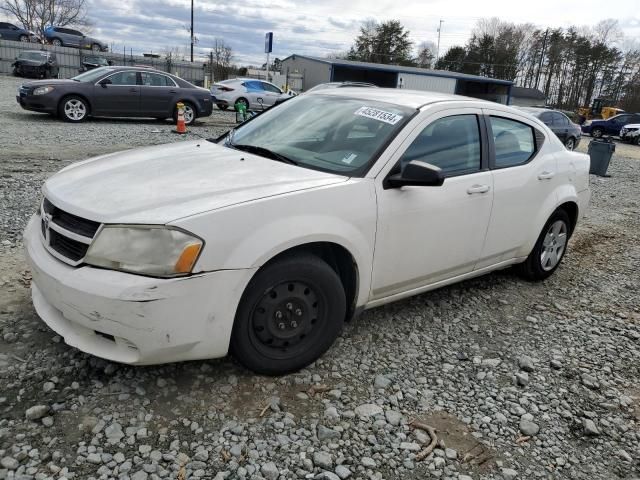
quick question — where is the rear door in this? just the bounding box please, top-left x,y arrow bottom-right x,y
92,70 -> 140,116
477,110 -> 558,267
0,23 -> 19,41
550,112 -> 570,142
140,72 -> 178,117
607,115 -> 631,135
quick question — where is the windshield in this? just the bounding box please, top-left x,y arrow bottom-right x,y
220,94 -> 413,175
19,52 -> 47,61
72,66 -> 115,82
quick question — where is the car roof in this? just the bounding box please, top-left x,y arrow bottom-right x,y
308,87 -> 492,109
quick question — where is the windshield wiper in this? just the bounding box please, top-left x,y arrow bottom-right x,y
230,143 -> 298,166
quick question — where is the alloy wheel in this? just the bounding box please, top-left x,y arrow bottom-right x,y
183,104 -> 195,124
565,138 -> 575,150
64,99 -> 87,121
540,220 -> 567,271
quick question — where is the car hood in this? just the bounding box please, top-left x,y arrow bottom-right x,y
43,140 -> 348,224
22,79 -> 72,88
623,123 -> 640,129
14,59 -> 46,66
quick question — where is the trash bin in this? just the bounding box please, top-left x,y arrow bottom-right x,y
588,138 -> 615,177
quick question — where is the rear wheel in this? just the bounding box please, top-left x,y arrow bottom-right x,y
217,104 -> 229,111
591,127 -> 604,138
59,96 -> 89,122
51,38 -> 63,47
516,209 -> 571,281
230,254 -> 346,375
565,137 -> 576,150
19,34 -> 29,42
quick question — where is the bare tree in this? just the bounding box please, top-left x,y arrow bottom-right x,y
416,41 -> 436,68
1,0 -> 90,38
207,38 -> 233,81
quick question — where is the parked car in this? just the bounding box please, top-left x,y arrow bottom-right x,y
0,22 -> 38,42
43,26 -> 108,51
620,124 -> 640,145
306,81 -> 378,92
80,55 -> 111,72
518,107 -> 582,150
12,51 -> 59,79
16,66 -> 212,124
23,89 -> 590,374
581,113 -> 640,137
211,78 -> 292,110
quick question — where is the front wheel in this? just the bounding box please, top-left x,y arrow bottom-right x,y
91,43 -> 101,52
234,97 -> 249,111
516,209 -> 571,281
217,104 -> 229,111
51,38 -> 63,47
19,35 -> 29,42
59,96 -> 89,122
230,254 -> 346,375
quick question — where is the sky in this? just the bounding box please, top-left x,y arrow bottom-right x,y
6,0 -> 640,64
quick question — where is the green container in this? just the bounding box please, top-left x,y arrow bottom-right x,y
235,102 -> 247,123
588,138 -> 615,177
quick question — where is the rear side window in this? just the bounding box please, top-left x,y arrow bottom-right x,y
400,114 -> 481,175
245,81 -> 263,91
141,72 -> 175,87
552,113 -> 569,125
490,117 -> 535,168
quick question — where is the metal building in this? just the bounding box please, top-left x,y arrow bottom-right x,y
280,54 -> 513,104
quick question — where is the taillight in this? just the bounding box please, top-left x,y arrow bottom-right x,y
218,86 -> 234,92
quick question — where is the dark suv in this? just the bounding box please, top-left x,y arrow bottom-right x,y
17,66 -> 212,124
43,26 -> 108,51
0,22 -> 38,42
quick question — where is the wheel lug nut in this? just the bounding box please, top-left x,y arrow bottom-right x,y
278,322 -> 285,330
286,302 -> 293,310
291,321 -> 298,328
295,308 -> 302,316
275,311 -> 283,319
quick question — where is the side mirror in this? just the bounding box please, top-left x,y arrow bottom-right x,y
384,160 -> 445,189
107,60 -> 113,66
98,78 -> 112,87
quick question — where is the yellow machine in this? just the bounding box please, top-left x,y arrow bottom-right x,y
577,98 -> 624,122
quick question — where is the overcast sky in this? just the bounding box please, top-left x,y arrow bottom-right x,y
8,0 -> 640,64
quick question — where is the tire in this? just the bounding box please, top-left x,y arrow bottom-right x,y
19,34 -> 29,42
59,95 -> 89,122
51,38 -> 63,47
234,97 -> 249,111
516,209 -> 571,281
173,101 -> 196,126
217,104 -> 229,111
565,137 -> 576,150
230,254 -> 346,375
635,136 -> 640,146
12,67 -> 21,77
591,127 -> 604,138
91,43 -> 101,52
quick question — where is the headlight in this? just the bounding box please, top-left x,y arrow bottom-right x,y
33,86 -> 55,95
85,226 -> 203,277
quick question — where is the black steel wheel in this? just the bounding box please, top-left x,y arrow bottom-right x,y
231,254 -> 346,375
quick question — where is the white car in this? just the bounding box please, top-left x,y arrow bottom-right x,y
620,123 -> 640,145
24,89 -> 591,374
211,78 -> 292,111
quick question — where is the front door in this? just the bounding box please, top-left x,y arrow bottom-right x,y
92,71 -> 140,116
371,109 -> 494,301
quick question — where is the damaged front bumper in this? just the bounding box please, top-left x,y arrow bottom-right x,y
23,215 -> 255,365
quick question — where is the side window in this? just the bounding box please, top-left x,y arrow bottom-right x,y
539,112 -> 553,125
551,112 -> 569,126
245,81 -> 263,91
0,23 -> 9,29
262,82 -> 281,93
141,72 -> 174,86
490,117 -> 536,168
399,114 -> 481,175
614,115 -> 630,124
108,71 -> 138,86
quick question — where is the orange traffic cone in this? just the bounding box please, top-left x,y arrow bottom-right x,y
174,102 -> 187,134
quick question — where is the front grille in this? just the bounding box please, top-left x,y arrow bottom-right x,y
43,198 -> 100,237
49,229 -> 89,261
41,197 -> 101,265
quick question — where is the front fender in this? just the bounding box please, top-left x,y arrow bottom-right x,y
173,179 -> 378,307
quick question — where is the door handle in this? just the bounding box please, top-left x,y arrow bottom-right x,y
467,184 -> 490,194
538,171 -> 555,180
129,88 -> 138,93
169,90 -> 177,94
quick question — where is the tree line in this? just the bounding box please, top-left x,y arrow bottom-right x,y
345,18 -> 640,112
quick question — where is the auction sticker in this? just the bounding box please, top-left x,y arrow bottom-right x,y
354,107 -> 403,125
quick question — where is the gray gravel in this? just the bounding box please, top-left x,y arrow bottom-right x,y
1,73 -> 640,479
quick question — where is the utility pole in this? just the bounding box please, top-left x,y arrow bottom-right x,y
535,29 -> 549,90
190,0 -> 194,62
436,20 -> 444,62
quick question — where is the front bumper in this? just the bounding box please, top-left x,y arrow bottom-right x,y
16,93 -> 57,113
24,216 -> 255,365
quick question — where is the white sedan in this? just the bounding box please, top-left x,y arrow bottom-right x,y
211,78 -> 293,111
24,89 -> 591,374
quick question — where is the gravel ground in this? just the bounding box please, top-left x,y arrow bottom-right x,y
1,73 -> 639,480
